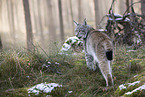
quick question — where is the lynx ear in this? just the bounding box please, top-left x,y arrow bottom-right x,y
83,18 -> 87,25
73,20 -> 79,26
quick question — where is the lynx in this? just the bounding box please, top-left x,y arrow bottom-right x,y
74,19 -> 114,86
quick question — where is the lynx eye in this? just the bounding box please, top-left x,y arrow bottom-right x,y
79,29 -> 84,32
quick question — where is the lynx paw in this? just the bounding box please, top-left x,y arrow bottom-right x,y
92,64 -> 97,71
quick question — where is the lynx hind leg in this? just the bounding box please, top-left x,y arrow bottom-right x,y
85,54 -> 96,71
98,60 -> 113,86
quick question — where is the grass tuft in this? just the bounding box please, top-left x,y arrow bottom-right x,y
0,45 -> 145,96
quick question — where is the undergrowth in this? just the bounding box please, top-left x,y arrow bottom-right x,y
0,45 -> 145,97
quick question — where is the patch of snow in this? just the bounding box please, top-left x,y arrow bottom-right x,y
125,84 -> 145,95
66,36 -> 79,44
59,36 -> 83,54
134,74 -> 138,78
114,13 -> 123,17
109,17 -> 113,20
42,64 -> 50,68
128,81 -> 140,87
68,91 -> 73,93
107,13 -> 122,18
119,84 -> 127,90
115,18 -> 123,21
137,39 -> 142,44
55,62 -> 60,65
48,62 -> 51,64
28,82 -> 62,95
115,17 -> 130,22
124,18 -> 130,21
61,43 -> 71,51
127,50 -> 136,52
98,29 -> 105,31
46,95 -> 51,97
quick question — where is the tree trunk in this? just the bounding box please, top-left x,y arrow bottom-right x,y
46,0 -> 57,42
23,0 -> 33,50
0,0 -> 2,50
14,1 -> 20,32
0,35 -> 2,50
6,0 -> 16,47
37,0 -> 44,47
78,0 -> 83,23
141,0 -> 145,44
69,0 -> 74,34
94,0 -> 100,29
58,0 -> 64,42
64,0 -> 70,29
32,0 -> 39,35
126,0 -> 130,14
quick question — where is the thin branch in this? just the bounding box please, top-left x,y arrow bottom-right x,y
123,1 -> 141,16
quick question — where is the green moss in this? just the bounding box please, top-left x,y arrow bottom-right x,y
1,46 -> 145,96
1,88 -> 28,97
49,87 -> 68,97
66,39 -> 72,45
127,59 -> 143,73
115,71 -> 145,97
115,85 -> 127,96
123,88 -> 145,97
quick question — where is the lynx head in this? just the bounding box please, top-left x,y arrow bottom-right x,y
74,19 -> 94,40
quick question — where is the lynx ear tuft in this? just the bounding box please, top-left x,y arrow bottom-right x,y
83,18 -> 87,25
73,20 -> 79,26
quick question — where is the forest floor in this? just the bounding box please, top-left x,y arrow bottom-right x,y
0,45 -> 145,97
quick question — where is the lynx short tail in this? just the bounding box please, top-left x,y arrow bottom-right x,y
106,51 -> 113,61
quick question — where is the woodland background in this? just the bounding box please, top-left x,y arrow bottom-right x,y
0,0 -> 144,50
1,0 -> 145,96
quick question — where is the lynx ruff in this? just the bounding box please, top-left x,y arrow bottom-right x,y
74,19 -> 114,86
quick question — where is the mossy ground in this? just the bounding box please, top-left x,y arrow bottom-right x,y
0,45 -> 145,97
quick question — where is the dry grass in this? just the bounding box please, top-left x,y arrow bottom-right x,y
0,45 -> 145,96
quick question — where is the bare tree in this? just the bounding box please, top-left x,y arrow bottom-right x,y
58,0 -> 64,42
78,0 -> 83,23
32,0 -> 39,35
37,0 -> 44,47
126,0 -> 131,14
94,0 -> 100,29
0,35 -> 2,50
46,0 -> 57,42
69,0 -> 74,34
23,0 -> 33,50
14,1 -> 20,32
6,0 -> 16,47
141,0 -> 145,44
64,0 -> 70,29
0,0 -> 2,50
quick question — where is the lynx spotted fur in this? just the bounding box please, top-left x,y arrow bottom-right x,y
74,19 -> 114,86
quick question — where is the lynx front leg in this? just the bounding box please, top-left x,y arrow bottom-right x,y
85,53 -> 96,71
